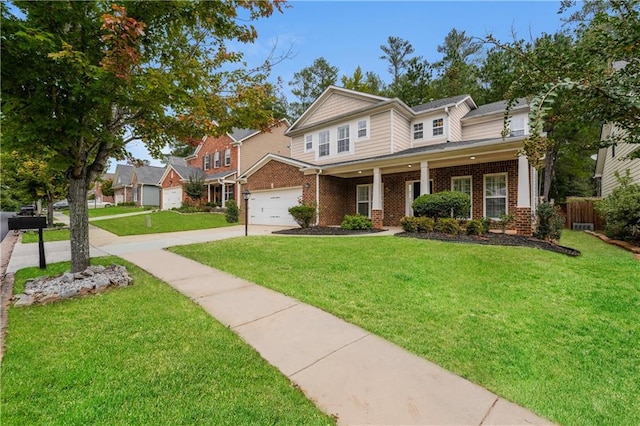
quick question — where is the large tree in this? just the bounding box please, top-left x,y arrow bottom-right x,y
2,1 -> 284,271
379,36 -> 415,91
288,57 -> 338,119
340,66 -> 386,96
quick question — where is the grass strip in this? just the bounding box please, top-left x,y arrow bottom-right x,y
21,228 -> 70,244
90,211 -> 235,236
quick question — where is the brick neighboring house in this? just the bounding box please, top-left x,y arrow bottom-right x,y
92,172 -> 115,204
158,119 -> 291,209
241,86 -> 539,235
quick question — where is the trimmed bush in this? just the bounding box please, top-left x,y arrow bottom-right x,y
400,216 -> 434,233
465,219 -> 484,235
412,191 -> 470,219
534,202 -> 564,241
595,171 -> 640,242
497,213 -> 515,234
434,218 -> 462,235
288,203 -> 317,228
118,201 -> 136,207
341,214 -> 373,230
225,200 -> 239,223
480,217 -> 492,233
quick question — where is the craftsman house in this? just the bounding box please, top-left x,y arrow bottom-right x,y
158,119 -> 290,209
241,86 -> 538,235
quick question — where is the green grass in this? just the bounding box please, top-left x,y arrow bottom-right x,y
91,211 -> 236,236
1,257 -> 333,425
87,206 -> 153,218
21,228 -> 70,244
169,231 -> 640,426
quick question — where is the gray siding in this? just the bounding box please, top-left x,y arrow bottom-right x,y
142,185 -> 160,206
601,142 -> 640,197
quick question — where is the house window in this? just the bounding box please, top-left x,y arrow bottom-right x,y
337,125 -> 350,153
432,118 -> 444,136
452,176 -> 472,218
203,153 -> 210,170
612,145 -> 616,158
319,130 -> 330,157
357,184 -> 372,217
357,119 -> 368,139
305,135 -> 313,152
214,151 -> 221,168
225,184 -> 235,201
509,117 -> 526,136
413,123 -> 424,139
224,148 -> 231,166
484,174 -> 507,219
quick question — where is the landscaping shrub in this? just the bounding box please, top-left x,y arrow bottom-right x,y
534,202 -> 565,241
341,214 -> 373,230
497,213 -> 515,234
595,171 -> 640,242
225,200 -> 239,223
480,217 -> 492,233
412,191 -> 470,219
400,216 -> 434,233
465,219 -> 484,235
434,218 -> 462,235
288,203 -> 317,228
118,201 -> 136,207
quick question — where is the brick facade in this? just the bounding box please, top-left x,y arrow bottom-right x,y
515,207 -> 533,236
246,160 -> 304,192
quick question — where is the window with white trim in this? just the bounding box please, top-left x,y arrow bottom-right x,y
224,148 -> 231,166
203,153 -> 210,170
413,123 -> 424,139
432,118 -> 444,136
337,125 -> 350,153
357,119 -> 368,139
214,151 -> 221,168
318,130 -> 330,157
452,176 -> 472,218
357,184 -> 372,217
484,174 -> 507,219
305,135 -> 313,152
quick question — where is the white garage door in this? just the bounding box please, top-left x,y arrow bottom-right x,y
162,187 -> 183,210
250,187 -> 302,226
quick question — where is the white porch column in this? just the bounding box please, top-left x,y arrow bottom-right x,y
420,161 -> 430,195
372,167 -> 382,210
517,155 -> 531,207
221,183 -> 226,208
207,184 -> 211,203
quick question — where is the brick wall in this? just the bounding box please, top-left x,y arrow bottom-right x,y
188,134 -> 237,174
246,160 -> 304,192
318,175 -> 352,225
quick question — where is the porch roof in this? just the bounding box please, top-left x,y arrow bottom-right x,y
205,170 -> 237,181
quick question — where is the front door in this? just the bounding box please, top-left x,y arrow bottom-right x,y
405,181 -> 421,216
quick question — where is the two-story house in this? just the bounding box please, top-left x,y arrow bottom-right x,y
594,123 -> 640,197
240,86 -> 538,234
159,119 -> 291,209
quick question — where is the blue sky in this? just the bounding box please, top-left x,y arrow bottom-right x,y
116,0 -> 573,170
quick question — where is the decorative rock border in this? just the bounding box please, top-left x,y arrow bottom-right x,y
12,265 -> 133,307
586,231 -> 640,260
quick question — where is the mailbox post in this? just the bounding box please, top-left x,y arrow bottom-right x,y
8,216 -> 47,269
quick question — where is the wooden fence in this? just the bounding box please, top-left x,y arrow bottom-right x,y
559,198 -> 604,231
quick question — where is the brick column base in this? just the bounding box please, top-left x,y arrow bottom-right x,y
515,207 -> 533,236
371,209 -> 384,229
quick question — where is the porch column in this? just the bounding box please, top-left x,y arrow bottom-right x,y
420,161 -> 430,195
207,184 -> 211,203
371,167 -> 383,229
221,184 -> 226,208
516,155 -> 533,236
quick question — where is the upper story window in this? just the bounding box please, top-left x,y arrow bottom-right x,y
337,125 -> 350,153
214,151 -> 221,168
305,135 -> 313,152
509,116 -> 526,136
357,119 -> 368,139
224,148 -> 231,166
413,123 -> 424,139
432,118 -> 444,136
203,153 -> 211,170
318,130 -> 330,157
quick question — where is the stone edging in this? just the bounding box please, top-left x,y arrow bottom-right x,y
585,231 -> 640,260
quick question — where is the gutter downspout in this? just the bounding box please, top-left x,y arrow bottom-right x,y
445,106 -> 450,142
315,169 -> 322,226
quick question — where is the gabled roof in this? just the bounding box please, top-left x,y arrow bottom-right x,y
229,128 -> 259,142
205,170 -> 237,181
133,166 -> 165,185
240,153 -> 316,179
166,156 -> 187,166
159,163 -> 206,184
463,98 -> 528,120
412,94 -> 475,113
113,164 -> 134,188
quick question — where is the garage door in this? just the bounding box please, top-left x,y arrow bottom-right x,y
162,187 -> 183,210
250,187 -> 302,226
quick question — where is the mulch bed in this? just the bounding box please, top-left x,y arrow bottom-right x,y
272,226 -> 386,236
396,231 -> 581,256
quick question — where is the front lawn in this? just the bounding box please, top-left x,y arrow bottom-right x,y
169,231 -> 639,425
1,257 -> 332,425
91,211 -> 235,236
21,228 -> 70,244
87,205 -> 152,218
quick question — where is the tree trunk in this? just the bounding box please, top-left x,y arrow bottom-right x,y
46,196 -> 54,228
542,145 -> 556,203
68,175 -> 90,272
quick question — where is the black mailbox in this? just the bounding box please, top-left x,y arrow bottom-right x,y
8,216 -> 47,269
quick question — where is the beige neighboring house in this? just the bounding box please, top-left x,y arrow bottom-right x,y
594,123 -> 640,197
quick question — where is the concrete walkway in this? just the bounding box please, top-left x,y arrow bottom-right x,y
3,216 -> 552,425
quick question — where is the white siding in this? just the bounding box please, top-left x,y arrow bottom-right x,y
462,119 -> 504,140
411,113 -> 448,148
393,112 -> 412,152
291,134 -> 314,163
448,103 -> 471,141
240,122 -> 290,173
601,142 -> 640,197
303,93 -> 377,127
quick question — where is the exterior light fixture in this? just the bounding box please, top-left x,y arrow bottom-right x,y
470,156 -> 476,160
242,188 -> 251,236
407,164 -> 412,168
358,170 -> 362,174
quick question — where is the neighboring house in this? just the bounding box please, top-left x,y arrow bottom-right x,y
131,166 -> 165,206
159,119 -> 291,210
594,123 -> 640,197
112,164 -> 134,204
92,172 -> 115,204
240,86 -> 538,234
